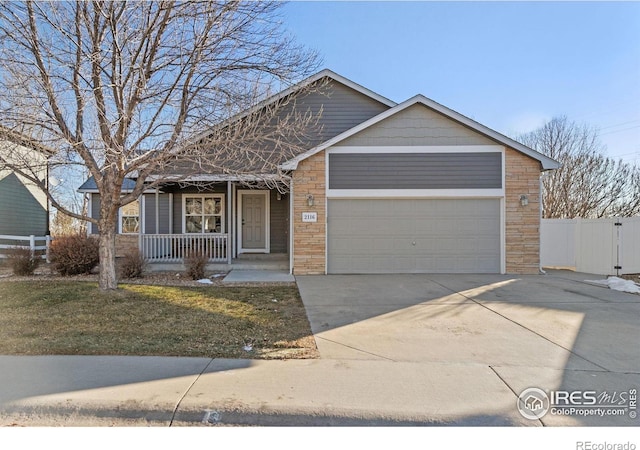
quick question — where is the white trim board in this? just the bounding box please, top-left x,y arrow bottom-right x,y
326,145 -> 504,154
326,189 -> 505,199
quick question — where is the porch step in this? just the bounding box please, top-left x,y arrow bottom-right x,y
235,253 -> 288,261
230,256 -> 289,271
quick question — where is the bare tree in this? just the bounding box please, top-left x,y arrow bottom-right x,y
0,1 -> 321,289
519,116 -> 640,219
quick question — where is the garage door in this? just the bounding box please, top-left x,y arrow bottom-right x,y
327,199 -> 501,274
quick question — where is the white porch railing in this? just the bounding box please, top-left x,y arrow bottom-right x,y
141,234 -> 228,263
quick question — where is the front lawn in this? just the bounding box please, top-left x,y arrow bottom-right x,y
0,281 -> 318,359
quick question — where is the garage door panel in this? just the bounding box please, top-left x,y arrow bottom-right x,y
435,256 -> 457,272
328,199 -> 501,274
478,257 -> 500,272
478,238 -> 500,252
414,257 -> 438,271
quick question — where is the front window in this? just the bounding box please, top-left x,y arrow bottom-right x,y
121,200 -> 140,234
184,195 -> 224,233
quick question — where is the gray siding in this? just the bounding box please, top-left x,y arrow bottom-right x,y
144,193 -> 171,234
89,194 -> 119,234
269,190 -> 289,253
163,79 -> 391,175
0,173 -> 47,236
90,193 -> 100,234
290,79 -> 391,149
329,152 -> 502,189
337,104 -> 497,147
172,192 -> 182,234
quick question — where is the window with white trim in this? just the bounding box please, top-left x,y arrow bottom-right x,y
120,199 -> 140,234
184,195 -> 224,233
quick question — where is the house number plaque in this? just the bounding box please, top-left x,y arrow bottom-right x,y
302,212 -> 317,223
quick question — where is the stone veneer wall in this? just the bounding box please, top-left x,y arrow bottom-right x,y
504,147 -> 542,274
115,234 -> 139,258
292,150 -> 326,274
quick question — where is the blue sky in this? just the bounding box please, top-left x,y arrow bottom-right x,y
281,1 -> 640,164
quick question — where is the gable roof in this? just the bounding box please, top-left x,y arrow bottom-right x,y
236,68 -> 397,119
270,68 -> 397,109
191,69 -> 397,144
281,94 -> 560,171
160,69 -> 396,177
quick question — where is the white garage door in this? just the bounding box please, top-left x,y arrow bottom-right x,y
327,199 -> 501,274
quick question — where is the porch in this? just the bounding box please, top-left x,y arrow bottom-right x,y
105,180 -> 290,269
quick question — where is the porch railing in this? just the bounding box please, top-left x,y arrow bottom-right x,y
141,234 -> 228,263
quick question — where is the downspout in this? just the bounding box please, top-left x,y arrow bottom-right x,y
539,172 -> 546,275
227,180 -> 232,265
289,176 -> 294,275
45,156 -> 50,236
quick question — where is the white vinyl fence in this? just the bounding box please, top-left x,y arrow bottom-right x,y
541,217 -> 640,275
0,234 -> 52,262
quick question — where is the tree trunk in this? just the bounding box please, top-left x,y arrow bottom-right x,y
98,225 -> 118,290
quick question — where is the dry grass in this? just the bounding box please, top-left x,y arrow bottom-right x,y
620,273 -> 640,283
0,280 -> 318,359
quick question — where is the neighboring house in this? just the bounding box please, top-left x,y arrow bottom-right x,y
79,69 -> 559,275
0,128 -> 50,237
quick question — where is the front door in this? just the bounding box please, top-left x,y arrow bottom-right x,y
240,192 -> 268,252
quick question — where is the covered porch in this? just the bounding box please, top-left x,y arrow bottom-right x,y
115,179 -> 290,267
138,181 -> 289,264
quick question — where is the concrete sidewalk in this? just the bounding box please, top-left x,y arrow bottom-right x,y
0,355 -> 533,426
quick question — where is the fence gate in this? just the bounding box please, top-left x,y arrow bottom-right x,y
541,217 -> 640,276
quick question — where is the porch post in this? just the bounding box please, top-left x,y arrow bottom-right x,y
138,208 -> 143,259
227,180 -> 232,265
232,182 -> 237,259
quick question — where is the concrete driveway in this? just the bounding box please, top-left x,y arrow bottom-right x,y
296,271 -> 640,426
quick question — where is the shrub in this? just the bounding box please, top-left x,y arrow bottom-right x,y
50,234 -> 100,276
7,247 -> 41,276
119,249 -> 146,279
184,251 -> 208,280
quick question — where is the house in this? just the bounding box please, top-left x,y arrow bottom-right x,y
0,127 -> 50,237
79,69 -> 559,275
